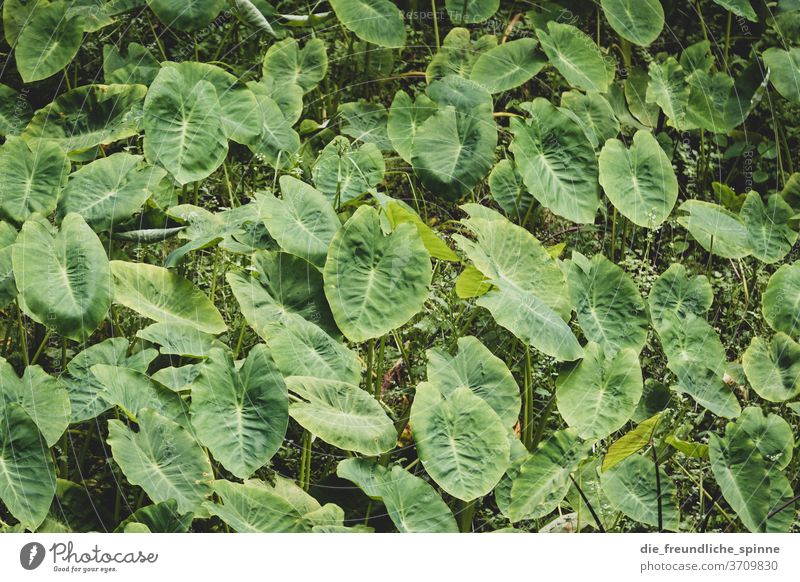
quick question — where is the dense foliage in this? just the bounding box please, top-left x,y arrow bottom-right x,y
0,0 -> 799,533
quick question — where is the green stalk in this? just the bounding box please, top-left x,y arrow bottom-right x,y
652,445 -> 663,532
16,303 -> 29,366
522,348 -> 534,450
209,247 -> 221,303
610,207 -> 618,262
375,336 -> 386,400
30,328 -> 52,365
431,0 -> 440,49
299,430 -> 313,491
723,11 -> 732,70
365,338 -> 375,397
458,499 -> 477,533
232,319 -> 247,358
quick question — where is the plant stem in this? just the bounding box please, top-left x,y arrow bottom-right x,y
723,11 -> 732,70
457,499 -> 477,532
299,430 -> 313,491
610,207 -> 618,262
16,304 -> 28,366
431,0 -> 440,49
522,347 -> 534,450
532,394 -> 556,450
652,445 -> 663,532
30,328 -> 52,365
375,336 -> 385,399
569,474 -> 605,532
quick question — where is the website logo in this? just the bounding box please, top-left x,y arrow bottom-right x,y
20,542 -> 46,570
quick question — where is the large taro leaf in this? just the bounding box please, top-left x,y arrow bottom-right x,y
0,360 -> 70,447
380,196 -> 459,262
115,500 -> 193,533
204,477 -> 343,532
510,98 -> 599,224
60,338 -> 157,423
0,223 -> 17,307
227,252 -> 336,338
110,260 -> 226,334
312,136 -> 385,205
90,364 -> 188,426
602,413 -> 662,471
338,101 -> 391,151
601,0 -> 664,46
507,429 -> 591,521
146,0 -> 225,31
143,66 -> 227,185
57,153 -> 167,231
13,213 -> 112,342
0,137 -> 69,225
445,0 -> 498,23
470,38 -> 546,94
161,61 -> 262,146
261,37 -> 327,94
103,42 -> 161,86
411,103 -> 497,200
426,74 -> 493,114
710,0 -> 757,21
566,252 -> 648,357
0,404 -> 56,531
763,48 -> 800,104
259,176 -> 340,268
600,454 -> 680,530
337,459 -> 458,532
14,1 -> 83,83
136,322 -> 225,358
556,343 -> 643,440
685,69 -> 762,134
426,28 -> 497,82
247,89 -> 300,168
453,204 -> 582,361
107,408 -> 213,515
387,91 -> 437,164
646,57 -> 691,130
261,313 -> 360,383
599,130 -> 678,228
328,0 -> 406,48
487,159 -> 533,219
742,333 -> 800,402
739,192 -> 797,264
537,22 -> 615,93
286,376 -> 396,455
677,200 -> 751,259
648,264 -> 713,329
733,407 -> 794,471
657,313 -> 741,418
410,382 -> 509,501
22,84 -> 146,156
426,336 -> 520,427
559,90 -> 620,149
0,84 -> 33,137
323,205 -> 431,343
190,346 -> 288,479
710,412 -> 793,532
762,263 -> 800,337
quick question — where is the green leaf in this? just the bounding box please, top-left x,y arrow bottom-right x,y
115,500 -> 193,533
557,343 -> 643,440
648,264 -> 713,329
537,21 -> 615,93
646,57 -> 691,130
445,0 -> 498,23
190,346 -> 287,478
339,101 -> 391,151
0,222 -> 17,307
312,137 -> 385,204
61,338 -> 157,422
602,413 -> 661,471
601,0 -> 664,46
454,205 -> 582,361
601,454 -> 680,530
204,478 -> 341,532
599,130 -> 678,227
732,407 -> 793,471
261,38 -> 327,94
146,0 -> 224,31
762,263 -> 800,337
58,153 -> 167,231
323,206 -> 431,343
508,429 -> 591,521
247,90 -> 300,168
103,42 -> 161,85
286,376 -> 396,455
15,1 -> 83,83
0,84 -> 32,137
677,200 -> 751,259
387,91 -> 437,164
470,38 -> 546,93
13,213 -> 112,341
566,252 -> 648,356
136,322 -> 225,358
487,159 -> 534,218
107,408 -> 213,515
22,84 -> 146,155
143,66 -> 228,185
411,103 -> 497,200
427,336 -> 521,427
742,333 -> 800,402
559,90 -> 620,149
0,404 -> 56,531
455,265 -> 491,299
383,199 -> 459,262
259,176 -> 340,268
426,28 -> 497,82
110,260 -> 227,334
740,192 -> 797,263
665,434 -> 708,458
710,0 -> 757,21
337,459 -> 459,532
763,48 -> 800,104
410,382 -> 509,501
328,0 -> 406,48
510,98 -> 599,224
0,137 -> 69,224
